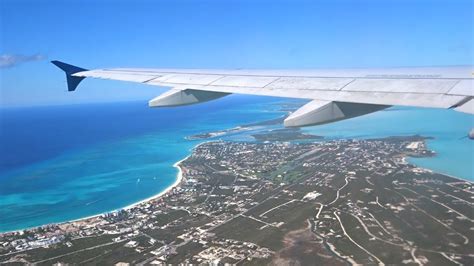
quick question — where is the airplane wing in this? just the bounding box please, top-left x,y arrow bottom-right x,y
52,61 -> 473,128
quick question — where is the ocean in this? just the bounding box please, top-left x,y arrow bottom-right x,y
0,96 -> 473,232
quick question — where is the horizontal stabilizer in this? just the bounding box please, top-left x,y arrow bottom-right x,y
149,88 -> 230,107
51,61 -> 88,91
284,100 -> 389,127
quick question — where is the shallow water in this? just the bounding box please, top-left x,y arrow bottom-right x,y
0,97 -> 472,232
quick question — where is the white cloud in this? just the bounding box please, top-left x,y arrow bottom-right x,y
0,54 -> 45,68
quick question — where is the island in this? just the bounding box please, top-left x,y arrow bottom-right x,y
0,134 -> 473,265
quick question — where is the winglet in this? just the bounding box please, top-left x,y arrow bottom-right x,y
51,61 -> 88,91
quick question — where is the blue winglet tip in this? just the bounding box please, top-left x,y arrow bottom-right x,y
51,60 -> 88,92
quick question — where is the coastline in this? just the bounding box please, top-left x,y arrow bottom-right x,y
70,137 -> 473,224
407,138 -> 474,182
1,137 -> 472,235
0,155 -> 189,235
408,157 -> 474,184
70,154 -> 189,221
122,155 -> 188,210
0,141 -> 215,235
113,140 -> 217,210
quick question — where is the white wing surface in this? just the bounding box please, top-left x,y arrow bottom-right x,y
52,61 -> 473,128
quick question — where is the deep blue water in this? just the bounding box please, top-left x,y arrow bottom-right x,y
0,96 -> 473,232
0,96 -> 285,232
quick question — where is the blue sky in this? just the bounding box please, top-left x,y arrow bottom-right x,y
0,0 -> 472,107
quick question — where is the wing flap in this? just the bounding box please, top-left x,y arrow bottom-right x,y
266,77 -> 354,91
342,78 -> 459,94
448,80 -> 474,96
328,91 -> 464,108
173,84 -> 466,109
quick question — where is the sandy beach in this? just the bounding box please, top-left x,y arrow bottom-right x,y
122,155 -> 188,210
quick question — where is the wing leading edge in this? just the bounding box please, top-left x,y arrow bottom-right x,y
52,61 -> 473,128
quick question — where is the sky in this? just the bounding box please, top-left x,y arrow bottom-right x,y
0,0 -> 472,107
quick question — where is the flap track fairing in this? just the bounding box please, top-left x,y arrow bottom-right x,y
284,100 -> 389,127
149,88 -> 230,107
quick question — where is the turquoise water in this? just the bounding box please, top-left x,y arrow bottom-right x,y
0,96 -> 285,232
0,97 -> 473,232
302,107 -> 474,180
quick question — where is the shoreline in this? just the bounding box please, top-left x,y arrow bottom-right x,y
0,141 -> 216,235
407,157 -> 474,184
69,154 -> 189,222
406,138 -> 474,183
0,155 -> 190,235
122,155 -> 188,210
1,137 -> 472,235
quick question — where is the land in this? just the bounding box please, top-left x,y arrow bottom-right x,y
251,128 -> 323,142
185,116 -> 289,140
186,116 -> 324,142
0,134 -> 473,265
186,126 -> 251,140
